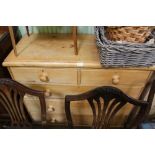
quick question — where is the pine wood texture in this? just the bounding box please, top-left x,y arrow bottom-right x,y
2,33 -> 154,127
81,69 -> 150,86
10,67 -> 77,85
72,26 -> 78,55
23,84 -> 144,99
3,34 -> 155,70
8,26 -> 78,57
9,67 -> 150,86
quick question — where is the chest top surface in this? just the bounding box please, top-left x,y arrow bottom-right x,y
3,33 -> 155,71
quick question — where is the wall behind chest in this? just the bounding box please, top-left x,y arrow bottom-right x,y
19,26 -> 95,36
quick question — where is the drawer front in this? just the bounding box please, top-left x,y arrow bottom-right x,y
24,97 -> 135,127
10,67 -> 77,85
24,98 -> 92,115
81,69 -> 150,86
24,84 -> 144,99
24,97 -> 93,126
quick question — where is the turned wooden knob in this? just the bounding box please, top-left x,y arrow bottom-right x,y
112,75 -> 120,85
51,118 -> 57,123
45,89 -> 52,97
47,105 -> 55,112
40,72 -> 49,82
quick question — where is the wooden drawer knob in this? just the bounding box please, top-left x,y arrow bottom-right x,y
45,89 -> 52,97
112,75 -> 120,85
40,72 -> 49,82
47,105 -> 55,112
51,118 -> 57,123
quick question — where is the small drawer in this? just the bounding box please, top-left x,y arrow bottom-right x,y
23,84 -> 143,99
81,69 -> 150,86
24,98 -> 92,125
24,97 -> 92,115
10,67 -> 77,85
24,84 -> 98,99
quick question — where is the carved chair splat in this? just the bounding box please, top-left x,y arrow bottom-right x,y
65,86 -> 149,129
0,78 -> 47,128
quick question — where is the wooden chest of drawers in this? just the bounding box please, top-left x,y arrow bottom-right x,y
3,34 -> 153,127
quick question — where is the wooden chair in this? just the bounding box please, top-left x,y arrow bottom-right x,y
65,86 -> 149,129
0,78 -> 47,128
138,80 -> 155,128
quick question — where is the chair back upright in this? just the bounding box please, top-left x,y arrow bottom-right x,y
0,78 -> 46,128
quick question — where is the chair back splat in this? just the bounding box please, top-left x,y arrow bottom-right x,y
0,78 -> 46,128
65,86 -> 149,129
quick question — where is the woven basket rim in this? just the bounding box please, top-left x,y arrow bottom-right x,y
95,26 -> 155,67
96,26 -> 155,49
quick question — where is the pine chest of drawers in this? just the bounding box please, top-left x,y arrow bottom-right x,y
3,34 -> 153,127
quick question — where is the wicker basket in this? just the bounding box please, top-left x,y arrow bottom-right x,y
95,26 -> 155,67
105,26 -> 152,43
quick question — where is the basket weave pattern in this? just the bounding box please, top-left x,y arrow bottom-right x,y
105,26 -> 152,43
95,26 -> 155,67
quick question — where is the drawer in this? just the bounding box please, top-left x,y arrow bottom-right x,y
24,97 -> 93,125
24,84 -> 144,99
24,98 -> 92,115
81,69 -> 150,86
10,67 -> 77,85
24,97 -> 134,127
